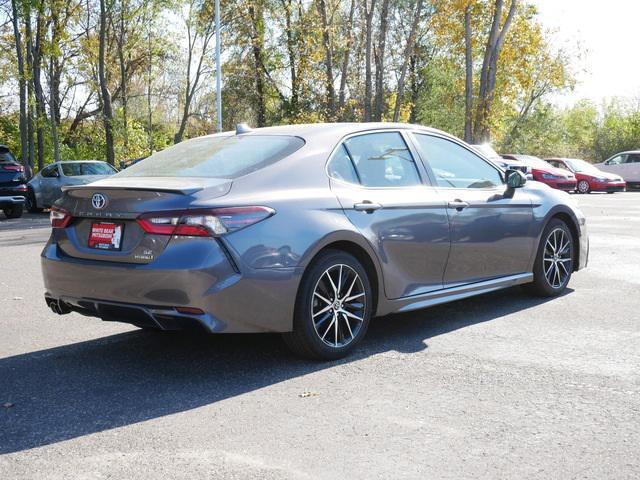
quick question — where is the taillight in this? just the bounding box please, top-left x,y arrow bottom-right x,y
50,207 -> 72,228
15,184 -> 27,191
137,206 -> 275,237
2,164 -> 24,172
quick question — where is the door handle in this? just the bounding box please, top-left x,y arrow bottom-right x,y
353,201 -> 383,213
447,200 -> 470,211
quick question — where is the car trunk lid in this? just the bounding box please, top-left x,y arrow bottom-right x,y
55,177 -> 232,264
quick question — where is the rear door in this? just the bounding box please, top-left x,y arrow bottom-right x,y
328,130 -> 450,299
411,132 -> 535,287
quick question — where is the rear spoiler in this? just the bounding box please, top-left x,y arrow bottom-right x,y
62,177 -> 232,196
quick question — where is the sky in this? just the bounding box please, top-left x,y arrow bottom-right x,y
532,0 -> 640,105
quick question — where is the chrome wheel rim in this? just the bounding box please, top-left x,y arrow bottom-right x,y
543,228 -> 572,289
311,264 -> 366,348
578,180 -> 589,193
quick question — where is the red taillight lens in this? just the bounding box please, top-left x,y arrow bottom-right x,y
50,207 -> 72,228
2,164 -> 24,172
137,206 -> 275,237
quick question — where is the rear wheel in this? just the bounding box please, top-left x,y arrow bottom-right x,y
577,180 -> 590,194
283,250 -> 372,360
525,218 -> 574,297
3,204 -> 23,219
26,189 -> 43,213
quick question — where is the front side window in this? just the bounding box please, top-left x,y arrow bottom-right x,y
117,134 -> 304,179
41,165 -> 58,178
343,132 -> 421,188
414,134 -> 503,189
607,155 -> 624,165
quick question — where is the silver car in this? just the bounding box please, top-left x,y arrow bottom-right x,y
596,151 -> 640,188
41,123 -> 588,360
27,161 -> 117,212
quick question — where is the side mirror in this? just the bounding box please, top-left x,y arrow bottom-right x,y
506,169 -> 527,189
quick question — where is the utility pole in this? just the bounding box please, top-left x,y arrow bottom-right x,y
215,0 -> 222,132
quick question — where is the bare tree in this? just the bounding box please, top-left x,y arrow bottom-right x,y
372,0 -> 389,121
393,0 -> 423,122
463,4 -> 473,142
362,0 -> 376,121
10,0 -> 29,172
98,0 -> 116,164
316,0 -> 335,119
337,0 -> 355,115
473,0 -> 518,142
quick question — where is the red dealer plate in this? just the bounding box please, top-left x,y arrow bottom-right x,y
88,222 -> 123,250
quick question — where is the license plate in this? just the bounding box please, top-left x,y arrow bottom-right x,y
88,222 -> 123,250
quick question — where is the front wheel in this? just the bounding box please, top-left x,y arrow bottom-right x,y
577,180 -> 590,194
525,219 -> 574,297
283,250 -> 372,360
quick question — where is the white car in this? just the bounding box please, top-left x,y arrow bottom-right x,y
596,151 -> 640,188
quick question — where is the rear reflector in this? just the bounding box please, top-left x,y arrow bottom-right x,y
50,207 -> 72,228
175,307 -> 205,315
137,206 -> 275,237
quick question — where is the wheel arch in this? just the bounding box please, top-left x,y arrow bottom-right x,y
545,208 -> 581,272
299,235 -> 383,316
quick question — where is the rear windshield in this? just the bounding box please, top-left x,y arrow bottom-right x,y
61,162 -> 117,176
116,134 -> 305,179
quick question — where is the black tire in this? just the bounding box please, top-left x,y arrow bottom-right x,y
525,218 -> 574,297
282,250 -> 373,360
607,191 -> 615,194
577,180 -> 590,194
26,189 -> 43,213
3,204 -> 23,219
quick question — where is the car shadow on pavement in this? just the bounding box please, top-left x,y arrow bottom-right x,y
0,286 -> 571,454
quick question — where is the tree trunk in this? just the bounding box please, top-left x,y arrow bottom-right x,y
98,0 -> 116,165
24,9 -> 35,170
249,3 -> 266,126
32,9 -> 46,171
282,0 -> 298,118
363,0 -> 376,121
316,0 -> 336,119
373,0 -> 389,121
464,4 -> 473,142
118,0 -> 129,156
473,0 -> 518,142
393,0 -> 423,122
10,0 -> 29,173
338,0 -> 356,115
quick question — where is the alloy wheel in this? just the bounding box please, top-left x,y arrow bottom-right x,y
577,180 -> 590,193
543,228 -> 572,289
311,264 -> 366,348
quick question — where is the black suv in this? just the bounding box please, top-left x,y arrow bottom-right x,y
0,145 -> 27,218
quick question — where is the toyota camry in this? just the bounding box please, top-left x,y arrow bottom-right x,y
41,123 -> 588,360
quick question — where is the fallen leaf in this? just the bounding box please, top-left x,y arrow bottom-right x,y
298,391 -> 318,398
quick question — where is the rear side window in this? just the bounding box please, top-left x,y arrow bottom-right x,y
117,135 -> 304,179
327,145 -> 359,184
61,163 -> 117,176
343,132 -> 421,188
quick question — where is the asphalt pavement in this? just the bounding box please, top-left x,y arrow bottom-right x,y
0,193 -> 639,479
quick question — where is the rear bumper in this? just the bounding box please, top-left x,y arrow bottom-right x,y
0,195 -> 25,207
41,237 -> 300,333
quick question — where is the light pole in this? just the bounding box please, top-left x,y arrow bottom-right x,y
215,0 -> 222,133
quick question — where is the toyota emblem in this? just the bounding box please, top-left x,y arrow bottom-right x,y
91,193 -> 108,210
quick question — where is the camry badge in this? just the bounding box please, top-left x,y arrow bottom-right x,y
91,193 -> 108,210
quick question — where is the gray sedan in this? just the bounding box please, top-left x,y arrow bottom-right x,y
41,123 -> 588,360
27,161 -> 117,212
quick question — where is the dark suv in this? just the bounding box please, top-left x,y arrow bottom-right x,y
0,145 -> 27,218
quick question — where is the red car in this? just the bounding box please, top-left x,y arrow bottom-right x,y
546,157 -> 626,194
502,154 -> 577,192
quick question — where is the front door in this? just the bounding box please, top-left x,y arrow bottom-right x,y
328,131 -> 451,299
411,133 -> 535,287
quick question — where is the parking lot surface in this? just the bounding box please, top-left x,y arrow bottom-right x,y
1,193 -> 639,479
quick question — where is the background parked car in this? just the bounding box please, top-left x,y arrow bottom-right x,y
546,157 -> 625,194
502,154 -> 577,192
595,151 -> 640,189
0,145 -> 27,219
27,161 -> 117,212
472,143 -> 531,178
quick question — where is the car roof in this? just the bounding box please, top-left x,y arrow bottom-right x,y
54,160 -> 110,164
205,122 -> 451,144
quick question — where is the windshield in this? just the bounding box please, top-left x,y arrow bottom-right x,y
117,134 -> 305,179
61,162 -> 117,176
564,159 -> 599,173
